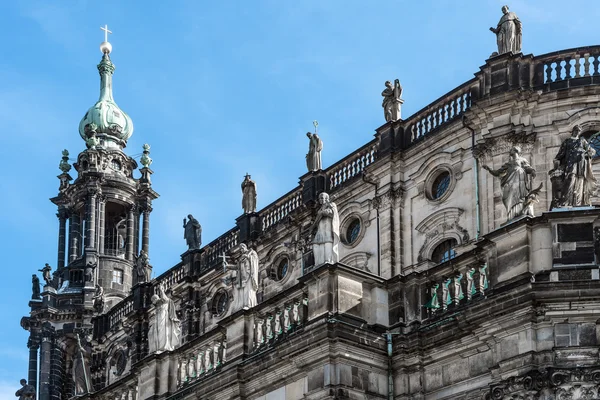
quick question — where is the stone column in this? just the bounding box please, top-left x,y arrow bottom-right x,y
126,206 -> 135,261
27,338 -> 39,390
134,209 -> 140,256
68,212 -> 81,263
39,335 -> 53,400
57,209 -> 68,269
142,207 -> 151,255
98,196 -> 106,255
85,188 -> 98,249
50,345 -> 64,400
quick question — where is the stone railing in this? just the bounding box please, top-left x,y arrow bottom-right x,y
202,228 -> 239,268
534,46 -> 600,87
327,141 -> 378,190
252,290 -> 308,351
108,295 -> 134,329
422,260 -> 489,319
94,375 -> 138,400
261,188 -> 303,231
176,333 -> 227,389
405,79 -> 478,144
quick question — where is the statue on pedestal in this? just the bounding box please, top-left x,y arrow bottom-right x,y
225,244 -> 259,311
482,146 -> 538,221
553,125 -> 597,207
306,132 -> 323,172
84,261 -> 97,283
382,79 -> 403,122
241,174 -> 257,214
311,192 -> 340,266
183,214 -> 202,250
135,250 -> 150,283
72,335 -> 91,396
31,275 -> 40,300
38,263 -> 53,287
489,5 -> 522,54
15,379 -> 35,400
150,284 -> 181,352
93,284 -> 105,314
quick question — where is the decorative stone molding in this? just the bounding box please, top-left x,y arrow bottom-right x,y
340,252 -> 372,272
473,130 -> 537,160
416,207 -> 469,262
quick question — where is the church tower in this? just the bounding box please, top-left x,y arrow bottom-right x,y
21,28 -> 158,400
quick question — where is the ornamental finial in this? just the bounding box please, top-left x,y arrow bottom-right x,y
140,144 -> 153,168
59,150 -> 71,173
100,24 -> 113,55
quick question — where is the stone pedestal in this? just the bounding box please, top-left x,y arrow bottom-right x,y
236,213 -> 261,243
300,170 -> 327,206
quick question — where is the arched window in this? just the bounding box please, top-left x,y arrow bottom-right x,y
431,239 -> 457,264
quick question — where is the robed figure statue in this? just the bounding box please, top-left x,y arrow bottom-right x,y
183,214 -> 202,250
311,192 -> 340,266
150,284 -> 181,352
306,132 -> 323,172
135,250 -> 150,283
227,244 -> 259,311
241,174 -> 257,214
554,125 -> 597,207
489,5 -> 522,54
382,79 -> 403,122
72,335 -> 91,396
15,379 -> 35,400
482,146 -> 537,221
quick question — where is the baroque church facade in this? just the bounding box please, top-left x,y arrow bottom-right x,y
18,8 -> 600,400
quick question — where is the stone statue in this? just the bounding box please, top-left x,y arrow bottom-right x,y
72,335 -> 91,396
424,282 -> 440,311
478,263 -> 489,296
226,244 -> 259,311
31,275 -> 40,300
311,192 -> 340,266
93,284 -> 105,314
241,174 -> 257,214
482,146 -> 538,221
15,379 -> 35,400
38,263 -> 53,287
553,125 -> 597,207
150,283 -> 181,352
306,132 -> 323,172
84,261 -> 97,283
382,79 -> 403,122
135,250 -> 150,283
489,5 -> 522,55
183,214 -> 202,250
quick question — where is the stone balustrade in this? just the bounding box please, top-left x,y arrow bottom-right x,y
108,296 -> 134,329
176,334 -> 227,389
327,142 -> 378,190
252,293 -> 308,351
202,228 -> 238,268
534,46 -> 600,87
261,188 -> 303,231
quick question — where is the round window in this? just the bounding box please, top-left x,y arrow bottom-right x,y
431,171 -> 451,200
111,159 -> 122,171
276,258 -> 288,281
212,290 -> 229,316
345,218 -> 361,245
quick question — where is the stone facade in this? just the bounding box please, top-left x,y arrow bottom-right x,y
19,33 -> 600,400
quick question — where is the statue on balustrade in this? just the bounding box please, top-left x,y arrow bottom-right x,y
482,146 -> 539,221
15,379 -> 35,400
311,192 -> 340,266
31,275 -> 40,300
226,244 -> 259,311
489,5 -> 522,55
381,79 -> 403,122
183,214 -> 202,250
241,174 -> 257,214
93,284 -> 105,314
306,132 -> 323,171
135,250 -> 150,283
150,283 -> 181,352
72,334 -> 91,396
38,263 -> 53,287
553,125 -> 597,207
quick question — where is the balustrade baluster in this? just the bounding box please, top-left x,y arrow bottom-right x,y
593,55 -> 600,76
546,62 -> 553,83
437,106 -> 443,126
452,98 -> 459,117
574,55 -> 581,78
556,60 -> 563,81
565,57 -> 572,79
458,94 -> 464,114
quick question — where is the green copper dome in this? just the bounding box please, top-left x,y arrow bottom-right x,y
78,52 -> 133,149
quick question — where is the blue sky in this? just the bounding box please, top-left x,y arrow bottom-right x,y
1,0 -> 599,397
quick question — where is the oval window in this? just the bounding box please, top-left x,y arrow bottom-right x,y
345,218 -> 361,245
431,171 -> 451,200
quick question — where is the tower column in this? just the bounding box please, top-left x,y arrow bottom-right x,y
27,338 -> 39,390
142,206 -> 151,255
68,212 -> 80,263
57,208 -> 68,269
98,196 -> 106,255
39,334 -> 53,400
85,188 -> 98,249
134,209 -> 140,255
126,206 -> 135,261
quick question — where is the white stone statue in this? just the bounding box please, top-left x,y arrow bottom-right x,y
226,244 -> 259,311
311,192 -> 340,266
187,357 -> 195,379
306,132 -> 323,172
149,284 -> 181,352
489,5 -> 522,55
241,174 -> 257,214
72,335 -> 91,396
256,319 -> 264,345
195,351 -> 203,375
482,146 -> 537,221
554,125 -> 597,207
204,346 -> 212,371
382,79 -> 403,122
